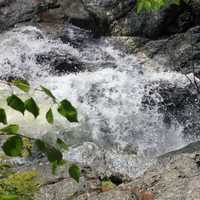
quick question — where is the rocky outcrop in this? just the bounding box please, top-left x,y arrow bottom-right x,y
0,0 -> 60,32
33,141 -> 200,200
141,26 -> 200,75
114,25 -> 200,76
141,80 -> 200,138
111,0 -> 200,39
36,51 -> 84,74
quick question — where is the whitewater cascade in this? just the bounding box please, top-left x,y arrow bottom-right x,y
0,25 -> 196,177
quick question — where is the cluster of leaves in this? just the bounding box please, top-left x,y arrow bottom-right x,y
135,0 -> 190,13
0,80 -> 80,183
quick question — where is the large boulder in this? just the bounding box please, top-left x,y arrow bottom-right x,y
0,0 -> 59,32
114,25 -> 200,75
142,26 -> 200,75
142,80 -> 200,139
111,0 -> 200,39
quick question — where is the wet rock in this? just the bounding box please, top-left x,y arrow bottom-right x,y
36,52 -> 84,74
60,23 -> 94,48
0,0 -> 59,32
142,81 -> 200,138
111,0 -> 199,39
142,26 -> 200,75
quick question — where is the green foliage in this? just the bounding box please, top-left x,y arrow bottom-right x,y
0,171 -> 39,200
58,99 -> 78,122
7,95 -> 25,115
0,125 -> 19,135
136,0 -> 190,13
56,138 -> 69,151
40,85 -> 56,103
0,108 -> 7,125
25,98 -> 39,118
12,80 -> 30,93
69,164 -> 81,183
101,180 -> 116,192
0,80 -> 80,183
46,108 -> 54,124
2,136 -> 23,157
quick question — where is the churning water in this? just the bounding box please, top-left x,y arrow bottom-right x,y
0,25 -> 195,176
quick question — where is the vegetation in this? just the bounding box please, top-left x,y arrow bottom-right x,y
0,80 -> 80,188
0,170 -> 39,200
135,0 -> 191,13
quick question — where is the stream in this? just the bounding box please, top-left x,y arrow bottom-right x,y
0,24 -> 197,177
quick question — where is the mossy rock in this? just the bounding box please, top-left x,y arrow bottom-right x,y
0,171 -> 39,200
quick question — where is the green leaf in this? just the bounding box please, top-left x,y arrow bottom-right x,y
136,0 -> 145,13
57,99 -> 78,122
56,138 -> 69,151
40,86 -> 56,103
35,139 -> 46,153
0,108 -> 7,125
46,108 -> 54,124
12,79 -> 30,93
0,194 -> 19,200
25,98 -> 39,118
51,161 -> 59,175
7,95 -> 25,115
0,124 -> 19,135
2,135 -> 23,157
69,164 -> 81,183
46,146 -> 63,163
35,139 -> 62,163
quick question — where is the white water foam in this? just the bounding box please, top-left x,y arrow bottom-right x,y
0,25 -> 193,176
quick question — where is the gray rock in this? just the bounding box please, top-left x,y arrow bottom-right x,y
0,0 -> 59,32
142,26 -> 200,74
142,80 -> 200,138
111,0 -> 200,39
36,51 -> 85,74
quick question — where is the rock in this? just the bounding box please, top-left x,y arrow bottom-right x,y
0,0 -> 59,32
60,23 -> 94,48
36,51 -> 84,74
111,141 -> 200,200
141,80 -> 200,138
142,26 -> 200,74
115,25 -> 200,75
111,0 -> 200,39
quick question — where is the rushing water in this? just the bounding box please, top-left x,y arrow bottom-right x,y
0,25 -> 195,176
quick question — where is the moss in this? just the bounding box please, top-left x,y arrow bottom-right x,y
0,171 -> 39,200
101,180 -> 116,192
22,138 -> 33,158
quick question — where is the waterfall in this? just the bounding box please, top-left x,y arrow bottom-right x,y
0,25 -> 195,177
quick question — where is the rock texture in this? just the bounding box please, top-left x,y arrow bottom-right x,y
142,80 -> 200,139
0,0 -> 59,32
141,26 -> 200,74
33,141 -> 200,200
111,0 -> 200,38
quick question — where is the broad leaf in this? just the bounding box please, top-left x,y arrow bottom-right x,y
40,86 -> 56,103
35,139 -> 46,153
51,160 -> 66,175
56,138 -> 68,150
25,98 -> 39,118
12,79 -> 30,93
46,146 -> 63,163
0,108 -> 7,124
7,95 -> 25,115
35,139 -> 62,163
69,164 -> 80,183
0,124 -> 19,135
57,99 -> 78,122
2,135 -> 23,157
46,108 -> 54,124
